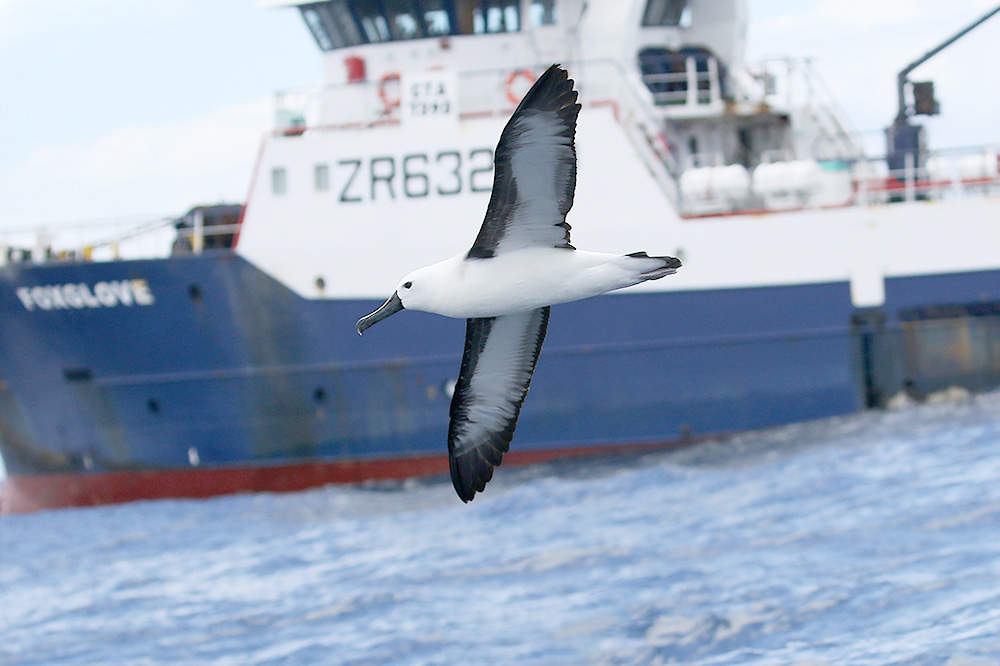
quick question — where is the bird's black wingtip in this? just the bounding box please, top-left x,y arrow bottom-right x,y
512,63 -> 578,117
449,451 -> 496,503
538,63 -> 572,90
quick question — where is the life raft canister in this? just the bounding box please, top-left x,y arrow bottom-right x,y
378,72 -> 402,113
505,69 -> 537,105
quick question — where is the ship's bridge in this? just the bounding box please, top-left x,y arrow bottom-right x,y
269,0 -> 756,136
283,0 -> 557,51
272,0 -> 744,95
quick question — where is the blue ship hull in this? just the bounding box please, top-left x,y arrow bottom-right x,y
2,251 -> 998,511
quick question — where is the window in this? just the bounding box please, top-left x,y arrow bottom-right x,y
328,1 -> 364,45
302,8 -> 334,50
383,0 -> 423,40
642,0 -> 691,27
299,1 -> 364,50
423,0 -> 452,35
393,12 -> 421,38
529,0 -> 557,26
356,4 -> 392,42
271,168 -> 287,196
475,0 -> 519,33
315,164 -> 330,191
299,0 -> 525,47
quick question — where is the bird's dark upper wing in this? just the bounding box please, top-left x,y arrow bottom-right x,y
448,307 -> 550,502
467,65 -> 581,259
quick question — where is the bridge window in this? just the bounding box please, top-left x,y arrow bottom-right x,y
356,4 -> 392,42
384,0 -> 423,39
423,0 -> 453,35
642,0 -> 691,27
302,8 -> 334,50
300,1 -> 364,50
300,0 -> 533,50
474,0 -> 520,33
529,0 -> 557,26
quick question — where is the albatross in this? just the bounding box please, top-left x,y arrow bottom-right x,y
357,64 -> 681,502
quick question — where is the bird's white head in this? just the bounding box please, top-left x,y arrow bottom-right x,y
355,260 -> 455,334
393,264 -> 444,312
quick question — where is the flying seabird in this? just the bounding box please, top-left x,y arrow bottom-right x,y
357,64 -> 681,502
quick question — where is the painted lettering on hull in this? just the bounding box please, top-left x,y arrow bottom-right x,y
15,280 -> 155,312
327,148 -> 494,203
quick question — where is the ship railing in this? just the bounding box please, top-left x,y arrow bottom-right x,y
565,59 -> 683,201
0,207 -> 251,266
0,216 -> 178,267
744,57 -> 866,162
173,224 -> 242,255
855,145 -> 1000,205
461,59 -> 684,191
638,55 -> 723,111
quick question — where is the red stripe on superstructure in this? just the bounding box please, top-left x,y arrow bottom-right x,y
0,439 -> 694,514
230,132 -> 270,249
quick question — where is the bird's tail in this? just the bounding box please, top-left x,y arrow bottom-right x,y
626,251 -> 682,280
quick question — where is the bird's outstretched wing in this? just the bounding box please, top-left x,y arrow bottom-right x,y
448,307 -> 550,501
467,64 -> 581,259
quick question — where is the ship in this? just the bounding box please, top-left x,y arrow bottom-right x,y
2,0 -> 999,513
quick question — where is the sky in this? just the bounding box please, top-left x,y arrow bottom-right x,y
1,0 -> 998,231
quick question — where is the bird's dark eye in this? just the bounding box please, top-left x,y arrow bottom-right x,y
403,281 -> 412,289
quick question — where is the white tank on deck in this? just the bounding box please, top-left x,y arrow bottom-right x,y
926,152 -> 998,197
926,155 -> 952,183
751,159 -> 822,209
957,153 -> 1000,180
679,164 -> 750,215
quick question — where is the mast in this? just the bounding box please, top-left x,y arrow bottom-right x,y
887,5 -> 1000,179
893,4 -> 1000,126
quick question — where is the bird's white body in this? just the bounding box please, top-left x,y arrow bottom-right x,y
398,248 -> 664,318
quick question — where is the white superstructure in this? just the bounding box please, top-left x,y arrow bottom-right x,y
230,0 -> 1000,306
6,1 -> 998,307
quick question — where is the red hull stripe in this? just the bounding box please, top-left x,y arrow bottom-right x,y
0,440 -> 689,514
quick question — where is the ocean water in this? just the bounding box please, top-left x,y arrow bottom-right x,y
3,392 -> 1000,666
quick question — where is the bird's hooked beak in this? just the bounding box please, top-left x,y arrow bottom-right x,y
356,291 -> 405,335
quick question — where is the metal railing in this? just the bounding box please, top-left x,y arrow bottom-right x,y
740,57 -> 865,162
0,216 -> 178,267
638,55 -> 722,108
855,147 -> 1000,205
0,216 -> 244,268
